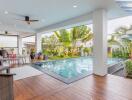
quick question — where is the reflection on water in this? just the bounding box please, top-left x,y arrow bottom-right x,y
40,57 -> 121,78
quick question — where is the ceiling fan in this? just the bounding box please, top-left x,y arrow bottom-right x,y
17,16 -> 39,25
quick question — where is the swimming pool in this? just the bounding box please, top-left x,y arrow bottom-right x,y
33,57 -> 122,84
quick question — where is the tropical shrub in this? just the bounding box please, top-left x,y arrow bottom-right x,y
83,47 -> 91,56
112,47 -> 130,59
125,60 -> 132,75
41,25 -> 93,59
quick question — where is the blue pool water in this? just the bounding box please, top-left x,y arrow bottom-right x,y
34,57 -> 122,83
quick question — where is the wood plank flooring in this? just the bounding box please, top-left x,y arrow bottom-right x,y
14,74 -> 132,100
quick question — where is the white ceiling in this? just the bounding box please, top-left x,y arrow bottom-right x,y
0,0 -> 130,36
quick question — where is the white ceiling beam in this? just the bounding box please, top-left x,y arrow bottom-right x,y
36,12 -> 93,34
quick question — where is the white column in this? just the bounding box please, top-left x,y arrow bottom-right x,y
18,36 -> 22,55
35,33 -> 42,53
93,9 -> 108,76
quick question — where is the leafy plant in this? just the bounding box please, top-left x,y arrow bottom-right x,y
125,60 -> 132,75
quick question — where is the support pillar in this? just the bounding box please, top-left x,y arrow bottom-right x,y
18,36 -> 22,55
93,9 -> 108,76
35,34 -> 42,53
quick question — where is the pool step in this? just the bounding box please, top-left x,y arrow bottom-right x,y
108,62 -> 124,74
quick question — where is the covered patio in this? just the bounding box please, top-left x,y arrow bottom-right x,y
14,73 -> 132,100
0,0 -> 132,100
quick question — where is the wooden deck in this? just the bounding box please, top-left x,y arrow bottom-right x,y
14,74 -> 132,100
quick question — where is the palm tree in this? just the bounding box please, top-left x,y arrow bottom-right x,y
108,35 -> 122,58
110,25 -> 132,58
54,25 -> 93,56
121,38 -> 132,58
42,35 -> 59,48
108,35 -> 122,47
54,29 -> 71,47
71,25 -> 93,47
81,27 -> 93,44
115,26 -> 129,36
54,25 -> 93,48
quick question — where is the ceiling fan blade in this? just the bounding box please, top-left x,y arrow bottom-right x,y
30,20 -> 39,22
10,12 -> 25,17
15,19 -> 25,21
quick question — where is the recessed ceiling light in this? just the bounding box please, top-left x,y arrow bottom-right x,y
4,11 -> 8,14
73,5 -> 77,8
